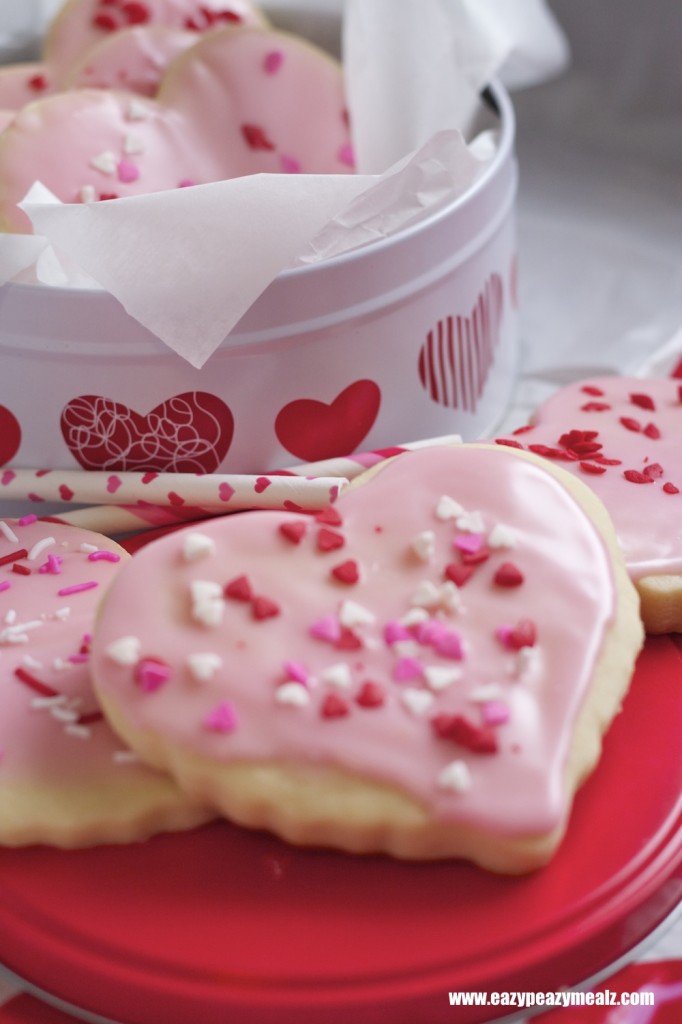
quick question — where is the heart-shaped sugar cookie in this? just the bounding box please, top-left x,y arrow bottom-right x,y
90,445 -> 642,873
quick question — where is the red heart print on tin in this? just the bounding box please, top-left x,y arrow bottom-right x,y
418,273 -> 504,413
0,405 -> 21,466
275,380 -> 381,462
60,392 -> 234,472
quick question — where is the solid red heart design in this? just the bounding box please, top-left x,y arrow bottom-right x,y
418,273 -> 504,413
0,404 -> 21,466
60,392 -> 234,472
275,380 -> 381,462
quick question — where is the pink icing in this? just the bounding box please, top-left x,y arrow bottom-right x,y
0,27 -> 353,233
0,63 -> 53,111
494,377 -> 682,580
62,25 -> 199,97
0,519 -> 163,786
43,0 -> 268,81
91,446 -> 617,839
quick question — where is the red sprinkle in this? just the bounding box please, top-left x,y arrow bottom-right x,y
508,618 -> 537,650
459,547 -> 490,567
643,423 -> 661,440
630,393 -> 655,411
315,506 -> 343,527
335,627 -> 363,651
581,385 -> 605,396
92,12 -> 118,29
493,562 -> 524,587
321,692 -> 350,719
28,73 -> 49,91
12,564 -> 31,576
355,681 -> 386,708
663,482 -> 680,495
279,521 -> 306,545
0,548 -> 28,567
252,596 -> 281,621
431,713 -> 498,754
121,1 -> 151,23
331,559 -> 360,584
643,463 -> 664,481
579,461 -> 607,475
495,438 -> 524,450
224,574 -> 253,601
444,562 -> 475,587
624,470 -> 654,484
241,124 -> 275,150
317,528 -> 345,553
620,417 -> 642,433
580,402 -> 611,412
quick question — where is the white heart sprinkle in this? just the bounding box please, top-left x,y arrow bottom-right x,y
435,495 -> 465,520
401,688 -> 435,717
423,665 -> 462,691
411,530 -> 436,562
275,682 -> 311,708
189,580 -> 224,627
127,98 -> 149,121
182,532 -> 216,563
411,580 -> 441,609
320,663 -> 353,689
469,683 -> 505,702
123,132 -> 144,155
339,600 -> 375,628
488,523 -> 519,549
79,185 -> 97,203
90,150 -> 117,175
186,652 -> 222,683
105,636 -> 141,666
437,760 -> 472,793
456,510 -> 486,533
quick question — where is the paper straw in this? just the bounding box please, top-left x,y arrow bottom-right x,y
0,468 -> 347,511
281,434 -> 462,479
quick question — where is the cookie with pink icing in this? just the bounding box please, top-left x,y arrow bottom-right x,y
0,63 -> 54,111
61,25 -> 200,97
158,25 -> 355,176
0,26 -> 353,233
0,517 -> 210,847
0,88 -> 221,233
494,376 -> 682,633
44,0 -> 269,81
90,445 -> 642,873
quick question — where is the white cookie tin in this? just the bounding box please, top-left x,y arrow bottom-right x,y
0,82 -> 517,476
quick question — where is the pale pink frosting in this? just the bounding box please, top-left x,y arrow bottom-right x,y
0,518 -> 164,785
0,63 -> 54,110
495,377 -> 682,580
63,25 -> 199,97
44,0 -> 268,81
0,27 -> 353,232
91,446 -> 616,838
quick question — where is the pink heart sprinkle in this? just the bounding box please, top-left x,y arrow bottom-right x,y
255,477 -> 271,494
107,475 -> 122,494
454,533 -> 484,555
284,660 -> 310,686
58,484 -> 74,501
135,659 -> 172,694
337,142 -> 355,167
482,700 -> 510,726
263,50 -> 284,74
203,700 -> 239,733
393,656 -> 423,682
434,631 -> 464,660
280,153 -> 301,174
1,471 -> 15,486
384,621 -> 411,645
309,615 -> 341,643
117,159 -> 140,183
219,482 -> 235,502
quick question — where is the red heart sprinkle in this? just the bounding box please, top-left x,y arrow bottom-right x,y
493,562 -> 524,587
580,385 -> 605,396
431,713 -> 498,754
92,12 -> 118,29
355,681 -> 386,708
252,596 -> 281,621
663,482 -> 680,494
224,575 -> 253,602
624,470 -> 654,484
121,1 -> 151,24
335,627 -> 362,650
460,547 -> 490,566
279,521 -> 307,544
444,562 -> 475,587
620,417 -> 642,432
643,423 -> 661,439
315,506 -> 343,527
331,559 -> 360,584
28,73 -> 49,91
579,462 -> 607,475
321,693 -> 350,719
643,463 -> 664,480
629,393 -> 655,411
317,527 -> 345,552
508,618 -> 537,649
495,438 -> 524,450
241,124 -> 275,150
580,402 -> 611,412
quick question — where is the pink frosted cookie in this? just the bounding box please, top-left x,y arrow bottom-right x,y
0,517 -> 210,847
159,25 -> 355,176
90,445 -> 642,873
0,88 -> 224,232
44,0 -> 268,81
0,63 -> 54,112
61,25 -> 200,97
494,376 -> 682,633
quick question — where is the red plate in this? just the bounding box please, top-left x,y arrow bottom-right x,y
0,624 -> 680,1024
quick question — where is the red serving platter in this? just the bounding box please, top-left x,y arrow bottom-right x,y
0,571 -> 679,1024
